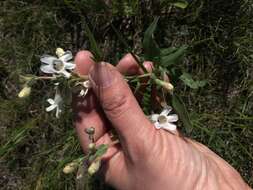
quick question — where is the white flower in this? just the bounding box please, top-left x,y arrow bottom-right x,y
40,48 -> 75,78
150,107 -> 178,132
78,80 -> 90,97
46,91 -> 63,118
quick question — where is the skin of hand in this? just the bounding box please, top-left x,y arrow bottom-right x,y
73,51 -> 251,190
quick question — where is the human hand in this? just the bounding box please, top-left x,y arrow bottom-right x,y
73,51 -> 251,190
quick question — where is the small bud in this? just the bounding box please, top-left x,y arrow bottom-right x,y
162,81 -> 174,91
56,48 -> 65,57
88,160 -> 101,176
63,162 -> 79,174
85,127 -> 95,135
18,86 -> 31,98
155,79 -> 174,92
88,143 -> 96,151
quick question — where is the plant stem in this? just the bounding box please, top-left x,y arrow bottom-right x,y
125,73 -> 152,80
35,76 -> 57,80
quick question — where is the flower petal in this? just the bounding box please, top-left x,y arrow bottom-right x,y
79,89 -> 85,97
60,69 -> 71,78
160,123 -> 177,131
47,98 -> 55,105
83,80 -> 91,88
150,114 -> 159,122
54,93 -> 62,104
40,64 -> 56,74
55,107 -> 62,118
82,88 -> 89,97
40,55 -> 57,65
160,107 -> 172,116
64,62 -> 76,70
167,114 -> 178,122
154,122 -> 161,129
60,51 -> 73,62
46,104 -> 57,112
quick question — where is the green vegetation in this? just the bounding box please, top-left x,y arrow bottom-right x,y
0,0 -> 252,189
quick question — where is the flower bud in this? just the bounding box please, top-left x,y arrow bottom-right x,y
154,79 -> 174,92
88,160 -> 101,176
85,127 -> 95,135
56,48 -> 65,57
88,143 -> 96,151
63,162 -> 79,174
18,86 -> 31,98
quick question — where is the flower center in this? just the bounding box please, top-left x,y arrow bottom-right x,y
158,115 -> 167,124
53,60 -> 64,71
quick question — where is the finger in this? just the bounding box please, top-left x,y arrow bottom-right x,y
89,62 -> 155,160
74,50 -> 94,74
142,61 -> 154,73
73,50 -> 110,153
116,53 -> 153,75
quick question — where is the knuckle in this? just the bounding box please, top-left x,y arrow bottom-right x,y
102,92 -> 129,119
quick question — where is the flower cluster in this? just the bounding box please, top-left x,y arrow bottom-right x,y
18,48 -> 91,118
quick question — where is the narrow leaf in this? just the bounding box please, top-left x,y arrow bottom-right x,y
172,94 -> 192,133
161,47 -> 177,56
180,72 -> 207,89
111,24 -> 147,73
143,17 -> 160,61
161,45 -> 187,67
89,144 -> 108,161
83,21 -> 102,62
173,1 -> 189,9
111,24 -> 129,50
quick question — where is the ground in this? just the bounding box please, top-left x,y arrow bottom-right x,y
0,0 -> 252,189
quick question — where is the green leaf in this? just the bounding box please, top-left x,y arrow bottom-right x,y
173,1 -> 189,9
89,144 -> 108,161
161,45 -> 187,67
95,144 -> 108,157
0,119 -> 36,157
180,72 -> 207,89
143,17 -> 160,61
172,94 -> 192,133
111,24 -> 129,50
83,21 -> 102,62
161,47 -> 177,56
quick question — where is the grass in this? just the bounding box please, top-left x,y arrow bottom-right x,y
0,0 -> 252,189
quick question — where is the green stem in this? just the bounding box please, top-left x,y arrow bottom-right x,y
125,73 -> 152,80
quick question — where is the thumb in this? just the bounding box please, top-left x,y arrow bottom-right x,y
89,62 -> 154,159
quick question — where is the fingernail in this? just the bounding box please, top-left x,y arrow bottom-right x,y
89,62 -> 114,88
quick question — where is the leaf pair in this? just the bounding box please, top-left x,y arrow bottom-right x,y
180,72 -> 207,89
161,46 -> 188,67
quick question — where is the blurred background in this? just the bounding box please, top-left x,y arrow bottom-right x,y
0,0 -> 252,189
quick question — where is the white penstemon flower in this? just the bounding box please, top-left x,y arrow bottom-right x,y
150,107 -> 178,132
40,48 -> 75,78
46,90 -> 63,118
